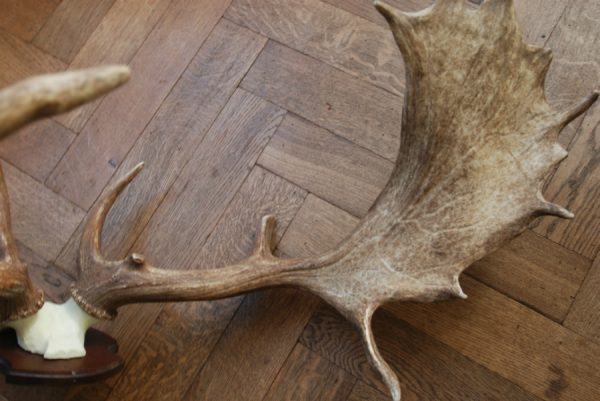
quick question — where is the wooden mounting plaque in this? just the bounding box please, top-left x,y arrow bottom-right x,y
0,328 -> 122,385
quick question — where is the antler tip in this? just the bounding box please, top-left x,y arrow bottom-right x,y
373,1 -> 399,23
253,215 -> 278,258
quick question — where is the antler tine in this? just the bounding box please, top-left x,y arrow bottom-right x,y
0,165 -> 19,265
553,90 -> 599,130
0,65 -> 130,138
79,162 -> 145,268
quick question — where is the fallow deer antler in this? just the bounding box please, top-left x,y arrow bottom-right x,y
69,1 -> 598,399
0,66 -> 130,323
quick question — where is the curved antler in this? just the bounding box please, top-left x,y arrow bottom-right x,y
0,66 -> 130,323
69,1 -> 597,399
0,65 -> 130,138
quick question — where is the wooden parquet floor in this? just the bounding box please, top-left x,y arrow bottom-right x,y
0,0 -> 598,400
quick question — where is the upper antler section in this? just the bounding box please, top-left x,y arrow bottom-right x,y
0,65 -> 130,138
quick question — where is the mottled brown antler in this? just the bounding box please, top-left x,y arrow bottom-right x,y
0,66 -> 130,322
0,165 -> 44,321
70,1 -> 597,399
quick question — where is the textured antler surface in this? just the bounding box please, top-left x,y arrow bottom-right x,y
0,66 -> 130,139
67,1 -> 597,399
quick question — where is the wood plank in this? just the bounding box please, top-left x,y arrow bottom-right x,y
54,19 -> 268,278
564,256 -> 600,342
321,0 -> 431,27
277,194 -> 359,258
16,241 -> 73,304
226,0 -> 405,96
0,0 -> 61,42
181,290 -> 319,401
323,0 -> 564,47
0,29 -> 65,86
0,381 -> 110,401
241,41 -> 402,160
302,305 -> 541,401
2,161 -> 85,261
32,0 -> 116,63
348,381 -> 406,401
45,0 -> 232,210
0,119 -> 75,182
258,114 -> 393,217
467,230 -> 590,322
385,276 -> 600,401
88,89 -> 285,368
52,0 -> 172,131
106,167 -> 306,401
260,344 -> 356,401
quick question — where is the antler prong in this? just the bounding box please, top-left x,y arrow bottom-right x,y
355,307 -> 401,401
0,66 -> 130,138
553,90 -> 599,130
252,215 -> 277,258
79,162 -> 144,266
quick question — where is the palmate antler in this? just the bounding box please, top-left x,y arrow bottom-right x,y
67,1 -> 598,399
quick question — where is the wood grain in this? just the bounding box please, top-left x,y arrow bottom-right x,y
46,0 -> 232,210
0,29 -> 65,86
321,0 -> 432,27
323,0 -> 564,46
16,242 -> 74,304
182,290 -> 319,401
258,114 -> 393,217
277,194 -> 359,258
106,167 -> 305,401
0,0 -> 61,42
386,277 -> 600,401
0,119 -> 75,182
348,380 -> 407,401
54,19 -> 267,278
564,256 -> 600,342
467,230 -> 591,322
53,0 -> 172,131
2,161 -> 85,261
261,344 -> 356,401
241,41 -> 402,160
226,0 -> 405,96
32,0 -> 116,63
302,305 -> 541,401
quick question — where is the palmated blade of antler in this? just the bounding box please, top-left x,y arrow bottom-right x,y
0,165 -> 43,321
0,65 -> 130,138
